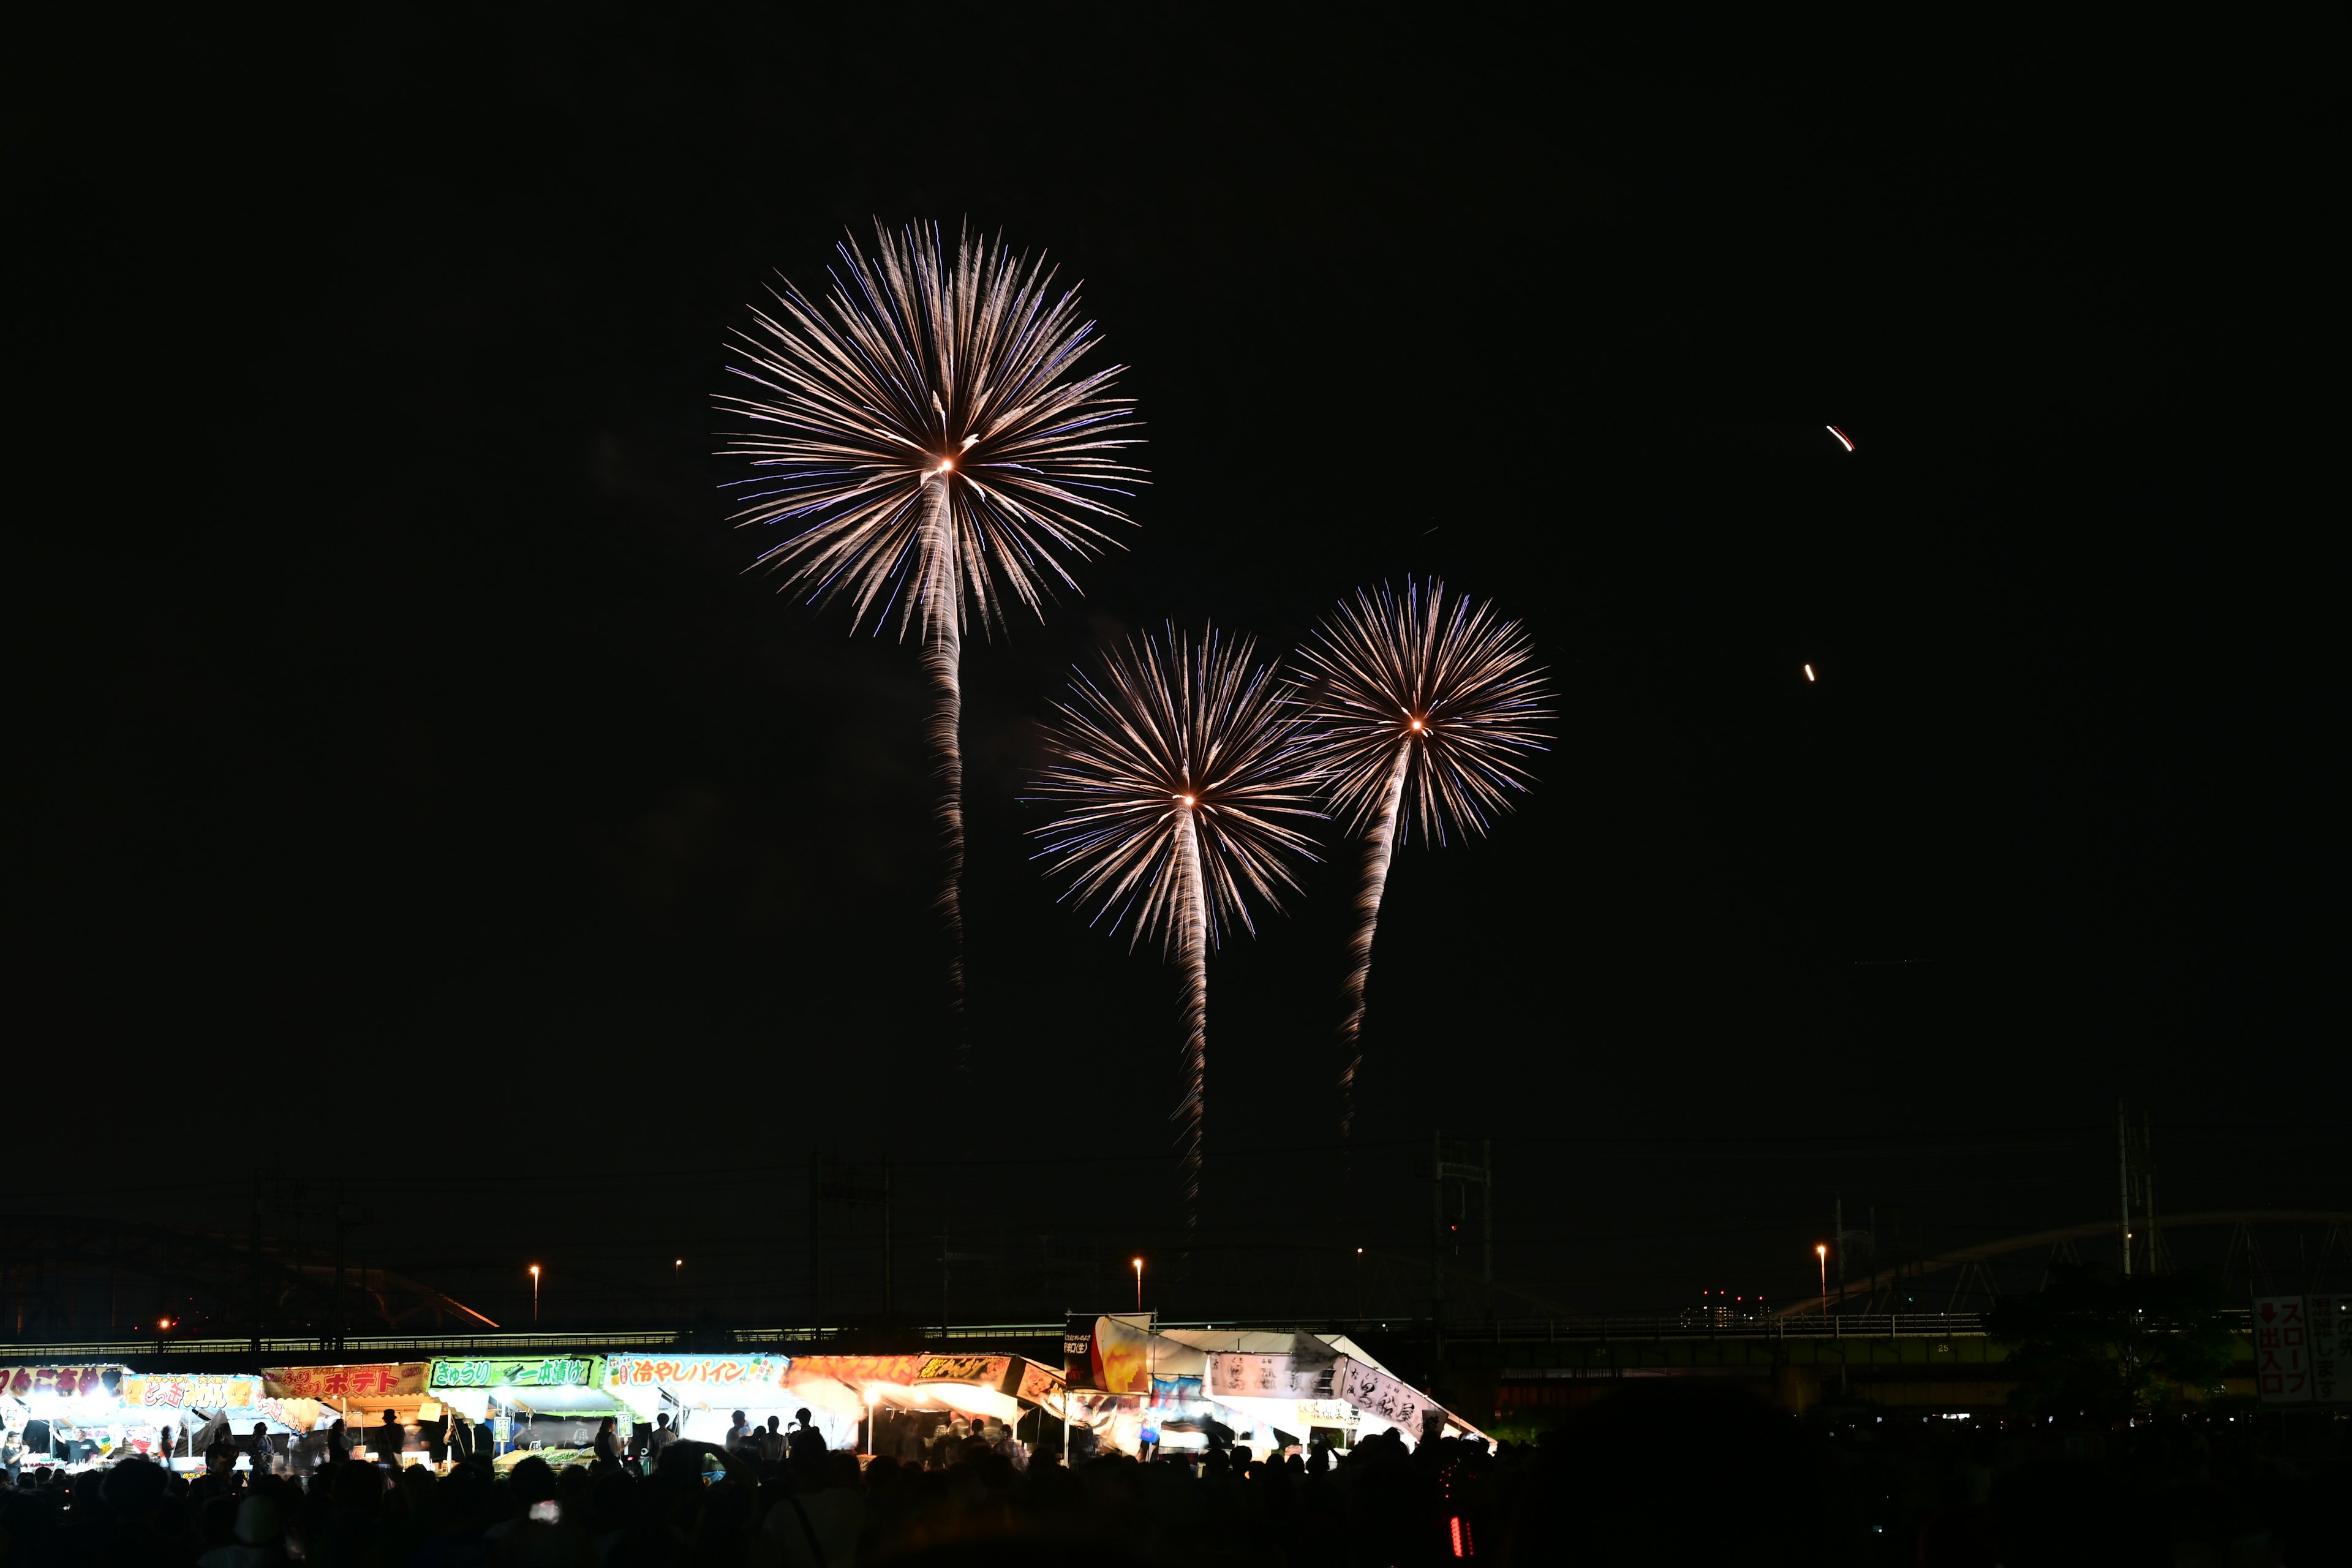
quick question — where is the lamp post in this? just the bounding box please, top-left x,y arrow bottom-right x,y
1355,1248 -> 1365,1322
530,1265 -> 541,1325
1816,1244 -> 1828,1317
1132,1257 -> 1144,1314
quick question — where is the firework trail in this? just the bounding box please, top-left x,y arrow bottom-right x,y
718,221 -> 1144,1068
1292,579 -> 1551,1154
1029,625 -> 1322,1235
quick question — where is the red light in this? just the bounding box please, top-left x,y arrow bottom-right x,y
1450,1516 -> 1464,1557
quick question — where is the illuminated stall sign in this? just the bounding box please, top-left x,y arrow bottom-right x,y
1207,1351 -> 1338,1401
2,1366 -> 124,1400
430,1357 -> 595,1390
606,1355 -> 789,1393
916,1355 -> 1010,1389
1063,1315 -> 1154,1394
1015,1360 -> 1066,1408
123,1376 -> 260,1411
786,1354 -> 927,1387
264,1364 -> 428,1401
1335,1358 -> 1435,1434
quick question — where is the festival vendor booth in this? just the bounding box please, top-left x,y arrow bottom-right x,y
603,1352 -> 794,1450
426,1354 -> 627,1469
780,1352 -> 1069,1459
263,1363 -> 434,1469
121,1371 -> 307,1472
1,1364 -> 140,1471
1060,1316 -> 1487,1460
2,1365 -> 312,1475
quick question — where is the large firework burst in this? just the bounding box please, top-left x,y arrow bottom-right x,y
1291,579 -> 1551,1150
717,221 -> 1144,1063
1029,625 -> 1322,1232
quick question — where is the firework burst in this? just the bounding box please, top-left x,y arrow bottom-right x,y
1029,625 -> 1322,1232
1292,579 -> 1551,1150
717,221 -> 1144,1064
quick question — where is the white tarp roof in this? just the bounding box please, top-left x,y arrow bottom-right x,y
1153,1329 -> 1396,1376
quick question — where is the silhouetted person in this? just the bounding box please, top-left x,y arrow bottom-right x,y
788,1407 -> 826,1464
375,1409 -> 404,1465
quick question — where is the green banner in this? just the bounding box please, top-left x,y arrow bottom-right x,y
428,1355 -> 600,1390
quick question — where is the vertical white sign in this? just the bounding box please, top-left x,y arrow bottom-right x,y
2307,1294 -> 2349,1405
2253,1295 -> 2312,1404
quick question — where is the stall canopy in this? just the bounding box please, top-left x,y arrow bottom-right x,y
263,1363 -> 433,1431
427,1355 -> 622,1421
788,1354 -> 1067,1427
123,1373 -> 307,1434
1063,1320 -> 1486,1450
603,1354 -> 791,1419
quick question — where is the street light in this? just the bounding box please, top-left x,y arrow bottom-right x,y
530,1265 -> 541,1324
1132,1257 -> 1144,1313
1816,1244 -> 1829,1317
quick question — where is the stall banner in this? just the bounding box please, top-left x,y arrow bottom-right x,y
1015,1360 -> 1067,1409
1207,1350 -> 1340,1401
1333,1357 -> 1436,1434
916,1354 -> 1012,1390
123,1375 -> 260,1411
786,1355 -> 927,1389
606,1355 -> 788,1393
264,1365 -> 428,1401
1063,1315 -> 1155,1394
2,1366 -> 124,1400
2255,1297 -> 2313,1404
2306,1295 -> 2349,1404
431,1357 -> 597,1390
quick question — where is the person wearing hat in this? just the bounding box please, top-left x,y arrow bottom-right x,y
374,1409 -> 405,1466
198,1492 -> 285,1567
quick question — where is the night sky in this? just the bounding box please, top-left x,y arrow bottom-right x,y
13,14 -> 2335,1329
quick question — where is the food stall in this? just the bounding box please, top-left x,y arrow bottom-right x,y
1,1365 -> 140,1470
120,1373 -> 301,1471
428,1354 -> 625,1467
1060,1317 -> 1487,1460
781,1352 -> 1068,1458
604,1352 -> 794,1449
263,1363 -> 434,1468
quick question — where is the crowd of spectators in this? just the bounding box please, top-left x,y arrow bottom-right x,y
0,1384 -> 2343,1564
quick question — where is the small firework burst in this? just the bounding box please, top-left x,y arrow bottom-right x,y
1029,624 -> 1322,1228
1292,579 -> 1551,1148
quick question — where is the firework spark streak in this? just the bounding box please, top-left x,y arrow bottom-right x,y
718,222 -> 1144,1066
1292,580 -> 1551,1153
1028,626 -> 1322,1233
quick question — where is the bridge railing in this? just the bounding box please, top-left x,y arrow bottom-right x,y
2,1308 -> 2256,1362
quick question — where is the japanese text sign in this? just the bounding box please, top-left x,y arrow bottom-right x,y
2255,1296 -> 2312,1404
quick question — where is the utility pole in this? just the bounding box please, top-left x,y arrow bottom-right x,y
1430,1132 -> 1494,1322
333,1181 -> 348,1351
1430,1131 -> 1444,1321
1834,1196 -> 1846,1309
2117,1099 -> 2133,1278
1482,1138 -> 1494,1302
249,1178 -> 263,1356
